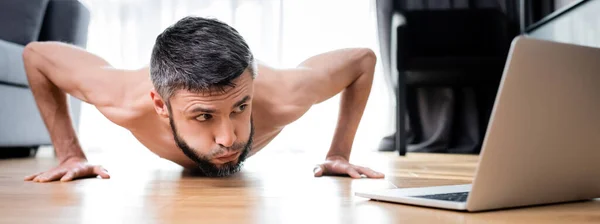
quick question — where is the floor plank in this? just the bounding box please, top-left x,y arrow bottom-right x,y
1,148 -> 598,224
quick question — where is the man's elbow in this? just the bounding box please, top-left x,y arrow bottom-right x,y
353,48 -> 377,76
358,48 -> 377,63
349,48 -> 376,83
22,42 -> 40,61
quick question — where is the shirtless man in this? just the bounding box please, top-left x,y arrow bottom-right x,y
22,16 -> 384,182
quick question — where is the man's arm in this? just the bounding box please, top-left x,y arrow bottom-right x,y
274,48 -> 384,178
22,42 -> 133,182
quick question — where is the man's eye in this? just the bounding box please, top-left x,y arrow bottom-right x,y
196,114 -> 212,121
234,104 -> 247,113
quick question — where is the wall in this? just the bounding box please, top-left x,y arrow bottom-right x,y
529,0 -> 600,48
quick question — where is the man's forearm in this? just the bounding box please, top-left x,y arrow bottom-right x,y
326,51 -> 376,160
24,48 -> 86,163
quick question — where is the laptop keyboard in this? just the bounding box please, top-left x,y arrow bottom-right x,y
411,192 -> 469,202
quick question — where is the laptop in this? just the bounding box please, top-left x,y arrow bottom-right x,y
355,36 -> 600,212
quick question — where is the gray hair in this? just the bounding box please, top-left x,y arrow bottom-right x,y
150,16 -> 257,101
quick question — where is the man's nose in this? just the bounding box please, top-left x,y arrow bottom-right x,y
214,119 -> 236,148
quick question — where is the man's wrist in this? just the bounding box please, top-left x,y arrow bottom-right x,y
53,136 -> 86,161
325,154 -> 349,162
327,143 -> 351,161
59,155 -> 87,165
57,147 -> 87,164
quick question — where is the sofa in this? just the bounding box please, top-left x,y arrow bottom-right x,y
0,0 -> 90,155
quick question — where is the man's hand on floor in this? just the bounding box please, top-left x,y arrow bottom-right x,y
24,157 -> 110,183
313,156 -> 385,179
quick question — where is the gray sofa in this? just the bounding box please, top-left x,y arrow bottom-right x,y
0,0 -> 90,152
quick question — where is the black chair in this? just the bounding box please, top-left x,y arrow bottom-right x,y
393,9 -> 520,155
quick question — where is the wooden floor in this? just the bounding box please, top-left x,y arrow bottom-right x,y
1,147 -> 599,224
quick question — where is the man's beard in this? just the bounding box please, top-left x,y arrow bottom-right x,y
169,116 -> 254,177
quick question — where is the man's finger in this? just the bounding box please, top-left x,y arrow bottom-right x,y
33,172 -> 52,182
35,168 -> 68,182
35,169 -> 66,182
313,165 -> 325,177
356,166 -> 385,178
60,171 -> 76,182
347,168 -> 362,179
93,166 -> 111,179
356,167 -> 385,178
45,170 -> 68,182
24,172 -> 43,181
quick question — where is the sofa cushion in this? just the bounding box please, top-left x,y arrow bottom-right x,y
0,0 -> 50,46
0,39 -> 28,87
38,0 -> 91,48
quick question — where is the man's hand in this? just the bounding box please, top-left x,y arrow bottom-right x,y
313,156 -> 385,179
24,157 -> 110,183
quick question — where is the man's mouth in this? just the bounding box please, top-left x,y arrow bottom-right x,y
212,151 -> 240,164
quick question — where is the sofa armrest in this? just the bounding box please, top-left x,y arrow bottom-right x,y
0,39 -> 28,87
38,0 -> 91,48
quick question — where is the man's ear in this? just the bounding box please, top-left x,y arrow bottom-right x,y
150,89 -> 169,118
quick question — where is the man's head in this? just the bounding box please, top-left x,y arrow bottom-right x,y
149,16 -> 257,177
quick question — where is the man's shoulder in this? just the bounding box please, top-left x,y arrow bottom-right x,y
94,68 -> 155,129
252,65 -> 313,128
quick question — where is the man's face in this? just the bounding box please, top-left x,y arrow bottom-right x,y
162,71 -> 254,176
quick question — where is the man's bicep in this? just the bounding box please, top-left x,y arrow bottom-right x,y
69,67 -> 130,107
291,48 -> 376,104
24,42 -> 123,106
250,48 -> 376,126
24,42 -> 137,127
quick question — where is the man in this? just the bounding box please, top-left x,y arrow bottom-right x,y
23,16 -> 384,182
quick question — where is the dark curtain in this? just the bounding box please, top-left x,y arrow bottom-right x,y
376,0 -> 521,154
